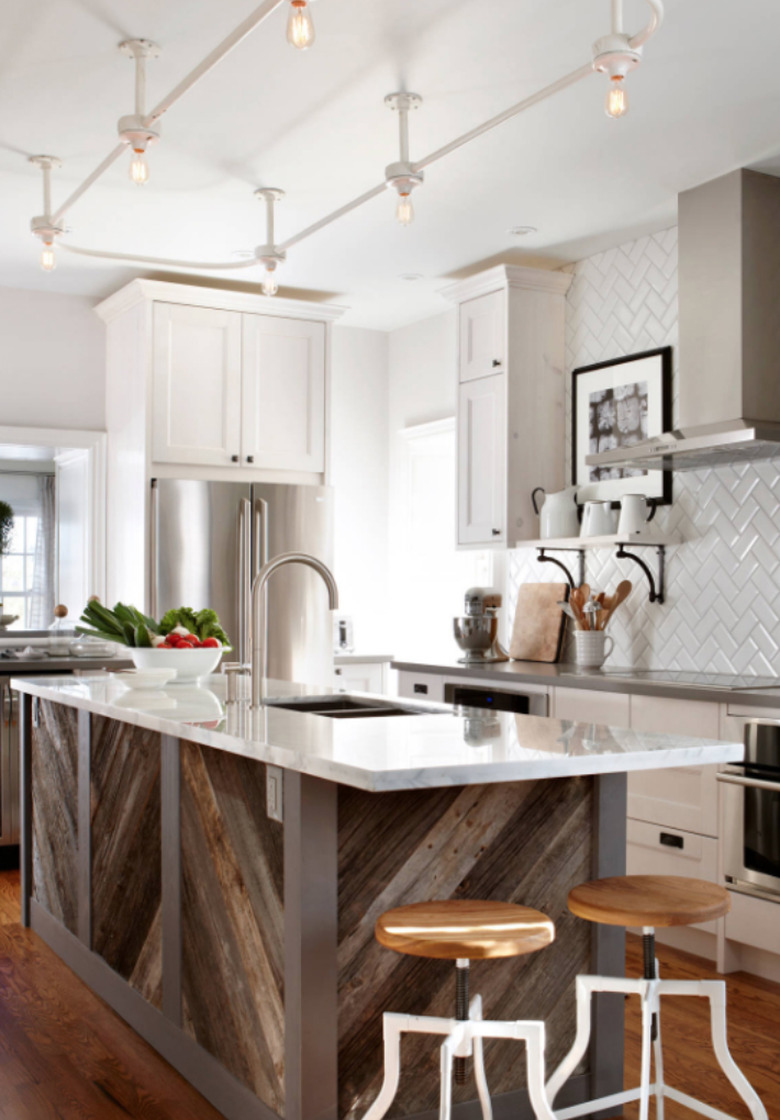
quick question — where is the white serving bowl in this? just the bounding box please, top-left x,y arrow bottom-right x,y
111,667 -> 177,691
130,645 -> 224,683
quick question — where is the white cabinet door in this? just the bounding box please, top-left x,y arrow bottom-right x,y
152,303 -> 242,466
552,688 -> 631,727
457,373 -> 506,545
629,695 -> 720,837
334,662 -> 387,694
459,291 -> 505,383
397,672 -> 444,703
242,315 -> 326,473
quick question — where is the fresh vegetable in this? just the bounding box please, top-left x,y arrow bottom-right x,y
77,600 -> 231,649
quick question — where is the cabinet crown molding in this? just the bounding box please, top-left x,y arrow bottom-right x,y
94,278 -> 348,324
441,264 -> 572,304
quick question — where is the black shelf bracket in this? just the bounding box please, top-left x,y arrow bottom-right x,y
536,547 -> 585,591
615,544 -> 666,604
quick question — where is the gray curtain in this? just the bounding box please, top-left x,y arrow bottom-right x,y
30,475 -> 55,628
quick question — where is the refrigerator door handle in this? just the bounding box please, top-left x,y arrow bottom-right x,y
238,498 -> 252,666
149,480 -> 159,619
254,498 -> 270,575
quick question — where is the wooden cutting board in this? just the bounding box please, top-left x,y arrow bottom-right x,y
509,583 -> 568,663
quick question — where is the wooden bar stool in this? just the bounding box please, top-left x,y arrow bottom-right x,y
546,875 -> 768,1120
360,899 -> 557,1120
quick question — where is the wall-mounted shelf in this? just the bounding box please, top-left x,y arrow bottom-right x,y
518,533 -> 680,604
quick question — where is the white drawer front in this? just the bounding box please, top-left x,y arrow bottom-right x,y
629,695 -> 721,837
397,672 -> 444,703
627,819 -> 719,932
552,688 -> 630,726
725,888 -> 780,955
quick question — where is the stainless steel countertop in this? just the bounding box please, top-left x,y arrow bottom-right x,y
391,658 -> 780,708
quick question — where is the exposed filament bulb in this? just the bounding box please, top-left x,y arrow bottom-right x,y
130,148 -> 150,184
262,265 -> 279,297
40,240 -> 56,272
396,193 -> 414,226
606,76 -> 629,119
287,0 -> 315,50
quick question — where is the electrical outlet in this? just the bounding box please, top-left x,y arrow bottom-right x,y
266,765 -> 283,823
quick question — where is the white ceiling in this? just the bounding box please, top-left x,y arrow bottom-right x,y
2,0 -> 780,330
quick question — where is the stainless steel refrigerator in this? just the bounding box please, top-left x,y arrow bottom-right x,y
150,480 -> 334,684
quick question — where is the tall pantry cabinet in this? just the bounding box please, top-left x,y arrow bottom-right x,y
96,279 -> 343,608
443,265 -> 572,548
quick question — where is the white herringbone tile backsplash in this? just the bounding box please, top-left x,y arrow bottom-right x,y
508,226 -> 780,675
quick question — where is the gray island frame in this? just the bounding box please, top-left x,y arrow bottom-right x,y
12,675 -> 743,1120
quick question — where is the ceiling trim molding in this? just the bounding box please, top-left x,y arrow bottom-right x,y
94,278 -> 348,323
439,264 -> 573,304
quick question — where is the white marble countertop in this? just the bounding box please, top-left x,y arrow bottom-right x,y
11,674 -> 744,792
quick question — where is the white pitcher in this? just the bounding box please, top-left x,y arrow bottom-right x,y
531,486 -> 580,539
618,493 -> 657,536
580,500 -> 617,537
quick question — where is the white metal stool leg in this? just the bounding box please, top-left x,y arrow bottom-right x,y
653,959 -> 665,1120
469,995 -> 493,1120
705,982 -> 768,1120
638,985 -> 655,1120
439,1026 -> 465,1120
545,975 -> 592,1104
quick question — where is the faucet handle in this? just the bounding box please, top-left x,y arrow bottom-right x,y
222,661 -> 249,704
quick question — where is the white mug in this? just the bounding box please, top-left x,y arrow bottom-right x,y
618,493 -> 657,536
580,500 -> 617,538
574,630 -> 615,668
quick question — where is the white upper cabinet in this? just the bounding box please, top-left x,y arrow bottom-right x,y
459,290 -> 505,383
242,315 -> 325,472
152,303 -> 243,467
444,266 -> 572,548
457,374 -> 507,544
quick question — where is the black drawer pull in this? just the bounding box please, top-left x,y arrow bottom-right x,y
413,683 -> 428,695
660,832 -> 684,850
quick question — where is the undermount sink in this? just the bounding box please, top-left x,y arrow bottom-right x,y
264,694 -> 433,719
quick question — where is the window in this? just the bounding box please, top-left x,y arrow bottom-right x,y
0,515 -> 40,629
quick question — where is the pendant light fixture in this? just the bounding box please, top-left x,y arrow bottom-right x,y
287,0 -> 316,50
593,0 -> 643,118
29,156 -> 65,272
384,93 -> 424,226
117,39 -> 161,183
254,188 -> 287,295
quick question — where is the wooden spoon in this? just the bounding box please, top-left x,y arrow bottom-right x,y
602,580 -> 632,629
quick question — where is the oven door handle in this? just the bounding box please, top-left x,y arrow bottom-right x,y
716,771 -> 780,793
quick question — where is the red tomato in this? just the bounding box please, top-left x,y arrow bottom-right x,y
201,637 -> 220,649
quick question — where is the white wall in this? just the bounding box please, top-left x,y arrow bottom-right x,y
330,325 -> 390,650
0,286 -> 105,429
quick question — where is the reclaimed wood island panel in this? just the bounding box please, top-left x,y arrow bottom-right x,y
15,677 -> 740,1120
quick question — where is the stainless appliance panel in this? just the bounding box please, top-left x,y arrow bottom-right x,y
251,483 -> 334,686
0,680 -> 19,846
153,479 -> 251,658
720,719 -> 780,901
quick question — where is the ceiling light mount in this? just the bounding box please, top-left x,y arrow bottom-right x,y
29,156 -> 65,270
118,39 -> 162,183
254,188 -> 287,295
385,92 -> 424,226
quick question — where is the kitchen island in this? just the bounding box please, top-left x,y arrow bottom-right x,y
12,675 -> 743,1120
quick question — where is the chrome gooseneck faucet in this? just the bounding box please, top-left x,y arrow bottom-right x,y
251,551 -> 339,707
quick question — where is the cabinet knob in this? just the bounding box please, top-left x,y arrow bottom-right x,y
231,454 -> 239,463
492,528 -> 501,536
492,359 -> 502,368
247,456 -> 255,464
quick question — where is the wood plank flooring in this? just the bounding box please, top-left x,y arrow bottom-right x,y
0,868 -> 776,1118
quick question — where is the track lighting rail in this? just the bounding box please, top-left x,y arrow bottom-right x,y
36,0 -> 664,283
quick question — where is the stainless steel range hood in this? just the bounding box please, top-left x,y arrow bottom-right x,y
587,169 -> 780,473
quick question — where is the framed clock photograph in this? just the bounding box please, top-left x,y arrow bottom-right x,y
572,346 -> 673,507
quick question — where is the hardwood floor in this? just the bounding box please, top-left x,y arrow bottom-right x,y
0,868 -> 776,1119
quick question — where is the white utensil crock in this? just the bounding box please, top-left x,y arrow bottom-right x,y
618,493 -> 656,536
580,500 -> 617,538
574,630 -> 615,668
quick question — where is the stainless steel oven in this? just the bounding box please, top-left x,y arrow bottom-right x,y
719,719 -> 780,902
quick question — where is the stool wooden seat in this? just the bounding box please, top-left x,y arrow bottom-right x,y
375,899 -> 555,960
568,874 -> 730,928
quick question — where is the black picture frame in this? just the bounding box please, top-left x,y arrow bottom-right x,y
571,346 -> 673,508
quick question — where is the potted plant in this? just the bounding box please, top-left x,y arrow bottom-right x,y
0,501 -> 12,557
